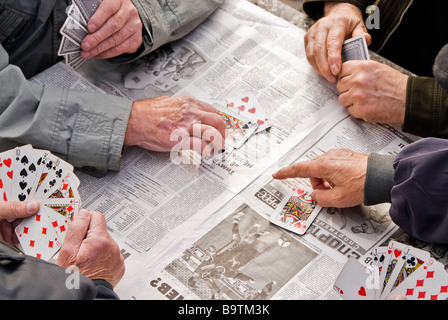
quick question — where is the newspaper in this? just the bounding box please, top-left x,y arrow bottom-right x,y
31,0 -> 423,300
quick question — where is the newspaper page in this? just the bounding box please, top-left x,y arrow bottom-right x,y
30,0 -> 420,300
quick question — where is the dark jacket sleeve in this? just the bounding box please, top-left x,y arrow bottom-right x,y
364,153 -> 395,205
403,76 -> 448,139
0,242 -> 119,300
390,138 -> 448,244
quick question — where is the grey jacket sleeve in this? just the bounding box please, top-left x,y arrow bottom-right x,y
112,0 -> 224,63
0,242 -> 119,300
0,45 -> 133,176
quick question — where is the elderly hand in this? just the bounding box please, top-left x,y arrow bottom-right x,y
0,201 -> 40,245
125,95 -> 227,157
272,149 -> 368,208
81,0 -> 143,59
337,60 -> 408,124
57,210 -> 125,287
305,2 -> 371,83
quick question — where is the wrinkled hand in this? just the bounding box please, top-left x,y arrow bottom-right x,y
57,210 -> 125,287
272,149 -> 368,208
305,2 -> 371,83
81,0 -> 143,59
124,95 -> 227,156
0,201 -> 39,245
337,60 -> 408,124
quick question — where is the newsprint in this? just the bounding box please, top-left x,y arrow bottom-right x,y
31,0 -> 448,300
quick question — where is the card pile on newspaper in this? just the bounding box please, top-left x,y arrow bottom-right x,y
211,92 -> 272,153
334,240 -> 448,300
0,145 -> 81,261
58,0 -> 102,69
269,185 -> 322,235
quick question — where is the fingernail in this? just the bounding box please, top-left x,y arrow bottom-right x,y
326,75 -> 336,83
78,209 -> 91,218
26,201 -> 40,214
331,64 -> 340,75
88,23 -> 97,33
82,40 -> 91,51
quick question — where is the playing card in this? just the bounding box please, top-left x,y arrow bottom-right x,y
215,104 -> 258,148
0,149 -> 15,201
42,198 -> 80,242
341,34 -> 370,62
371,246 -> 387,299
269,185 -> 321,235
73,0 -> 102,24
226,93 -> 272,133
334,257 -> 376,300
11,146 -> 48,202
67,3 -> 87,28
58,35 -> 81,56
60,16 -> 88,46
15,206 -> 62,260
387,258 -> 448,300
380,244 -> 430,299
378,240 -> 407,297
33,153 -> 74,199
47,172 -> 81,200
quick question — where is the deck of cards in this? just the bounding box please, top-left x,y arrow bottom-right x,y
269,185 -> 321,235
58,0 -> 102,69
341,34 -> 370,62
334,240 -> 448,300
0,145 -> 81,261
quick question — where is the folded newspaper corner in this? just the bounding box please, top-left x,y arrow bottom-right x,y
58,0 -> 102,69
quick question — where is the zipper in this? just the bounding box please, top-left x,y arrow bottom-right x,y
0,239 -> 24,255
377,0 -> 414,52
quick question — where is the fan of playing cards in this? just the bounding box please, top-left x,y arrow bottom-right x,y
58,0 -> 102,69
0,145 -> 81,261
334,240 -> 448,300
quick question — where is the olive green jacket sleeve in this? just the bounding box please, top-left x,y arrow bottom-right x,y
0,45 -> 133,176
403,76 -> 448,138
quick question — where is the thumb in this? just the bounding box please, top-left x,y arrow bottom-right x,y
0,200 -> 40,221
57,209 -> 91,267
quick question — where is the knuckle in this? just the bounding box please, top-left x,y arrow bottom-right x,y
312,42 -> 325,55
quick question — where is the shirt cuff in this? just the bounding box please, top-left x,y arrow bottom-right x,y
364,153 -> 395,205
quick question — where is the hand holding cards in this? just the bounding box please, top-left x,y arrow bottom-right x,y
334,240 -> 448,300
58,0 -> 102,69
0,145 -> 81,261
